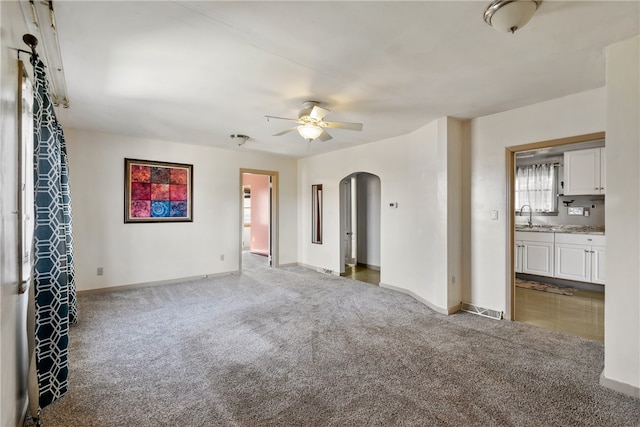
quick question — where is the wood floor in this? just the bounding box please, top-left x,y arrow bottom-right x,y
341,264 -> 380,285
341,265 -> 603,342
515,284 -> 604,342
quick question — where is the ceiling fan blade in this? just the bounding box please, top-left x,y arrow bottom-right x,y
321,120 -> 363,131
265,115 -> 301,123
318,129 -> 333,142
309,105 -> 330,121
273,127 -> 298,136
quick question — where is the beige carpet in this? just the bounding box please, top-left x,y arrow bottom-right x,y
27,253 -> 639,426
516,278 -> 577,296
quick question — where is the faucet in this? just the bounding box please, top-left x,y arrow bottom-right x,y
519,204 -> 533,228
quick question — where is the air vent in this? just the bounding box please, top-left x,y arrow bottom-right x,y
460,302 -> 503,320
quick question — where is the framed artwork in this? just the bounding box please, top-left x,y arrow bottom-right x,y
124,158 -> 193,223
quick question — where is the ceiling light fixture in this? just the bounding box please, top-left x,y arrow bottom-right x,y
230,134 -> 250,146
484,0 -> 541,34
297,124 -> 323,142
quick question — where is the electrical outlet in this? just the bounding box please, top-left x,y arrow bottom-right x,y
97,267 -> 103,276
220,254 -> 224,261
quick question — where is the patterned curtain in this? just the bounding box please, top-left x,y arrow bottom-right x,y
31,56 -> 77,411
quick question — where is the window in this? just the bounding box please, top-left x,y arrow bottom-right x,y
515,163 -> 557,213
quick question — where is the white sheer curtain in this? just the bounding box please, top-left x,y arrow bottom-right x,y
515,164 -> 556,212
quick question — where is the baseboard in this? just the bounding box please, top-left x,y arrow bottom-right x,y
447,302 -> 461,315
600,372 -> 640,399
77,271 -> 238,296
277,262 -> 298,268
380,282 -> 449,315
296,262 -> 340,276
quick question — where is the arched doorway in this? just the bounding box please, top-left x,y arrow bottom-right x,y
339,172 -> 381,285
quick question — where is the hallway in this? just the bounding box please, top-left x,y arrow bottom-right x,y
341,264 -> 380,286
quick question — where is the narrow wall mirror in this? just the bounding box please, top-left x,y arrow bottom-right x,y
312,184 -> 323,244
18,61 -> 34,294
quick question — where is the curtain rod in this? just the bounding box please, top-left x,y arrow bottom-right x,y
516,162 -> 562,167
22,33 -> 38,56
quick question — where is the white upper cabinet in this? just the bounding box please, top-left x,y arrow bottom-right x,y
563,147 -> 605,195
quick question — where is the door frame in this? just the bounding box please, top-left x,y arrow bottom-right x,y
505,131 -> 605,320
239,168 -> 279,270
339,172 -> 382,276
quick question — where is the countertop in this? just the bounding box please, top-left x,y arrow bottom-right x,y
515,224 -> 605,235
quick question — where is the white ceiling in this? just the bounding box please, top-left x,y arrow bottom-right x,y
44,1 -> 639,158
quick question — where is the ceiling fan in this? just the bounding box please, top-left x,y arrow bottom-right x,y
265,101 -> 363,142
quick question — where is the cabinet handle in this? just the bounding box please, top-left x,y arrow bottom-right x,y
584,249 -> 590,253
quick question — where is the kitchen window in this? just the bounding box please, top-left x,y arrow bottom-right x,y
515,163 -> 558,214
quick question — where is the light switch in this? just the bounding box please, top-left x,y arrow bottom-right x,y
490,210 -> 499,220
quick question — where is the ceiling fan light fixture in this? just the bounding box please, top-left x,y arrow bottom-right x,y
484,0 -> 540,34
297,124 -> 323,142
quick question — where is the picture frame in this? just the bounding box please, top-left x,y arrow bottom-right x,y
124,158 -> 193,223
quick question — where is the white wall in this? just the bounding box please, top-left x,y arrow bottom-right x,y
0,2 -> 30,425
356,173 -> 381,268
602,35 -> 640,396
66,129 -> 297,291
465,88 -> 606,312
298,117 -> 462,313
444,117 -> 463,310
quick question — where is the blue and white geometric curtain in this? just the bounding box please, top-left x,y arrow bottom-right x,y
31,56 -> 77,410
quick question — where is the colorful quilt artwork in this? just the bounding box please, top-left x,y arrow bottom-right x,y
125,159 -> 193,222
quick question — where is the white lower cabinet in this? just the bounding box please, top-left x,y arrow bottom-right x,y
591,245 -> 606,284
515,232 -> 554,277
515,241 -> 523,273
516,231 -> 606,284
554,233 -> 606,284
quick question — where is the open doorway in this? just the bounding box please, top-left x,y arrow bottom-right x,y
339,172 -> 381,285
240,169 -> 279,271
507,132 -> 605,342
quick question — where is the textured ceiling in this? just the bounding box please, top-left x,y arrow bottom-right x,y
43,1 -> 640,158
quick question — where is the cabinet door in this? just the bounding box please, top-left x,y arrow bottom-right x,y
599,147 -> 606,194
564,148 -> 601,195
522,241 -> 554,276
515,241 -> 523,273
555,243 -> 590,282
591,245 -> 606,284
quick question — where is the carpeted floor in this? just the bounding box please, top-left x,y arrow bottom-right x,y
29,253 -> 640,426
